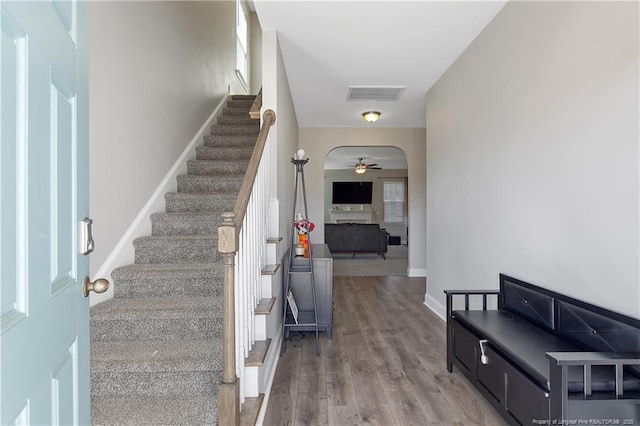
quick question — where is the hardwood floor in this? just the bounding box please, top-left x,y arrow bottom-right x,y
263,276 -> 506,425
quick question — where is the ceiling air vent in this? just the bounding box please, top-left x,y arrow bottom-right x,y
347,86 -> 406,102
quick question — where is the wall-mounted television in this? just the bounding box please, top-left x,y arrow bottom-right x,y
332,181 -> 373,204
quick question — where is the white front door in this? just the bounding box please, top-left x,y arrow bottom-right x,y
1,1 -> 90,424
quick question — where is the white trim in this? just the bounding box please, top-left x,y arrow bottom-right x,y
424,293 -> 446,322
89,93 -> 230,306
236,69 -> 249,93
255,328 -> 282,426
407,268 -> 427,277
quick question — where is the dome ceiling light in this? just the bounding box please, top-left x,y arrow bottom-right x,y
362,111 -> 381,123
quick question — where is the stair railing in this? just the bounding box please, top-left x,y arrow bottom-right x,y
217,106 -> 276,426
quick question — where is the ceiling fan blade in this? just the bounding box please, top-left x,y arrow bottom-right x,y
368,167 -> 382,170
366,163 -> 378,167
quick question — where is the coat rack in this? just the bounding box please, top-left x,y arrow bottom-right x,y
281,150 -> 319,356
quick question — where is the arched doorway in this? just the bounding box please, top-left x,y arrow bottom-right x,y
324,146 -> 409,276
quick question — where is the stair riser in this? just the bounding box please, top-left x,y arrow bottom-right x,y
187,161 -> 248,176
216,116 -> 259,126
203,134 -> 256,147
151,218 -> 220,236
135,244 -> 219,264
114,276 -> 223,298
226,99 -> 254,108
210,125 -> 259,136
90,317 -> 222,342
195,146 -> 254,161
222,107 -> 250,116
165,196 -> 235,213
177,175 -> 243,193
230,95 -> 256,101
91,371 -> 220,397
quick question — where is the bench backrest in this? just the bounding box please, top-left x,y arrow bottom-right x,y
499,274 -> 640,353
500,275 -> 555,332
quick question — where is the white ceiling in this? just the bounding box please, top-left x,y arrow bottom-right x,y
324,146 -> 407,170
253,0 -> 507,128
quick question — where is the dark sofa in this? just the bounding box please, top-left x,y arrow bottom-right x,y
445,274 -> 640,425
324,223 -> 388,259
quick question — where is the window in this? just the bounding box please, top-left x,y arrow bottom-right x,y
383,181 -> 404,223
236,0 -> 248,90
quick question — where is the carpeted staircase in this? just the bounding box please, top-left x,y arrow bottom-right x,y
91,95 -> 258,425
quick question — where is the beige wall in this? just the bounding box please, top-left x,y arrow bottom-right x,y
425,1 -> 639,318
89,1 -> 245,276
299,128 -> 426,276
261,30 -> 299,358
323,169 -> 408,242
262,30 -> 299,253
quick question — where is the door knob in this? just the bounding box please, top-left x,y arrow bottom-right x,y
83,277 -> 110,297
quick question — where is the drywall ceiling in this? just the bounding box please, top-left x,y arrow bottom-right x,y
253,1 -> 507,128
324,146 -> 407,170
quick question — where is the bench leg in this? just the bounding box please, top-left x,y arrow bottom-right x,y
446,293 -> 453,373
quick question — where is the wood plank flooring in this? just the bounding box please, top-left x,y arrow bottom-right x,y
263,276 -> 506,426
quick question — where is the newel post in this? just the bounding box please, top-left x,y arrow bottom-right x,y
218,211 -> 240,426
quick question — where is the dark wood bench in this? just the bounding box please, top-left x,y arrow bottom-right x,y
445,274 -> 640,425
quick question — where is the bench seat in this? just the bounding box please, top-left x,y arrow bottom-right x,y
454,309 -> 640,393
447,275 -> 640,425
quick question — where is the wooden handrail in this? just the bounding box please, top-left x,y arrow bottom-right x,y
233,108 -> 276,228
217,105 -> 275,426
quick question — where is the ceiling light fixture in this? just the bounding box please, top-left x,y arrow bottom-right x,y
362,111 -> 381,123
355,165 -> 367,174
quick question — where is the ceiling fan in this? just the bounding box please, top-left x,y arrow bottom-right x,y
354,158 -> 381,174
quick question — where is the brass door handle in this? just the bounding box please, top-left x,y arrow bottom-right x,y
83,277 -> 110,297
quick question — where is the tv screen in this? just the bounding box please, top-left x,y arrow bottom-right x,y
332,181 -> 373,204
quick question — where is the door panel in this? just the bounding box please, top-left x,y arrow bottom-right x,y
477,345 -> 508,405
1,4 -> 28,334
1,2 -> 89,424
452,322 -> 479,375
50,69 -> 78,297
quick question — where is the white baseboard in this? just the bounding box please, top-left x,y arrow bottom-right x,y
424,293 -> 446,322
256,328 -> 283,426
408,268 -> 427,277
90,94 -> 230,306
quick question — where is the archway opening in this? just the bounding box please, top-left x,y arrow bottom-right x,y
324,146 -> 409,276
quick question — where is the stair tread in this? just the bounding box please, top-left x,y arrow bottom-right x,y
188,158 -> 249,165
134,235 -> 217,246
91,296 -> 222,320
203,134 -> 257,143
240,394 -> 264,426
166,190 -> 238,197
261,264 -> 281,275
92,396 -> 217,426
91,338 -> 223,373
245,338 -> 271,367
196,146 -> 254,158
151,212 -> 227,220
255,297 -> 276,315
178,172 -> 246,180
113,263 -> 220,279
210,125 -> 259,135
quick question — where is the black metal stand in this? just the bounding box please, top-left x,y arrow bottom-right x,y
281,157 -> 319,356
